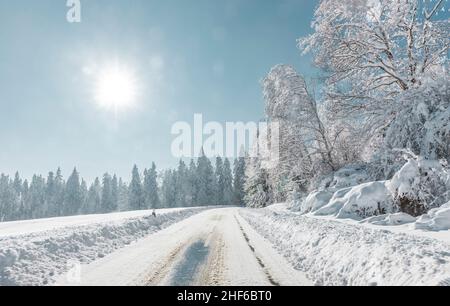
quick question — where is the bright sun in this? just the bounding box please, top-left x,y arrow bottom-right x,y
95,65 -> 138,112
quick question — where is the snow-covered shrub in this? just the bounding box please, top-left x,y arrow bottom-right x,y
244,158 -> 272,208
387,152 -> 450,216
334,181 -> 394,219
314,181 -> 394,220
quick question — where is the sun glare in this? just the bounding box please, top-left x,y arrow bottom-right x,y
95,64 -> 138,112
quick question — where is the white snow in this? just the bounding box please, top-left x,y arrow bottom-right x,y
0,207 -> 208,286
362,213 -> 417,226
54,208 -> 310,286
295,190 -> 333,214
240,207 -> 450,286
415,202 -> 450,231
313,181 -> 394,220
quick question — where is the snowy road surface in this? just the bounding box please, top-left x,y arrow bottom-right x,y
55,208 -> 311,286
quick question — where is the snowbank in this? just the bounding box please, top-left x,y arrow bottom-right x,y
0,207 -> 207,286
240,208 -> 450,286
415,202 -> 450,231
294,190 -> 333,214
312,181 -> 394,220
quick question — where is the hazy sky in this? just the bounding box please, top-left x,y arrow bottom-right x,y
0,0 -> 319,182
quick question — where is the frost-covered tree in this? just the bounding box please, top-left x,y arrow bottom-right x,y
129,165 -> 145,210
263,65 -> 343,197
385,77 -> 450,161
101,173 -> 113,212
143,163 -> 160,209
111,175 -> 119,212
45,171 -> 58,217
187,160 -> 198,206
64,168 -> 82,216
0,175 -> 16,221
244,157 -> 271,208
215,157 -> 224,205
117,178 -> 129,211
299,0 -> 449,139
175,160 -> 190,208
222,159 -> 234,205
161,169 -> 176,208
233,155 -> 246,206
196,150 -> 216,206
84,178 -> 101,214
54,168 -> 65,216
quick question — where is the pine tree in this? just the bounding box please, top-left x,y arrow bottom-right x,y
111,175 -> 119,212
55,168 -> 65,216
222,158 -> 234,205
80,179 -> 88,213
143,163 -> 160,209
21,179 -> 30,219
29,175 -> 46,218
233,156 -> 246,206
0,174 -> 17,221
187,160 -> 198,206
84,178 -> 101,214
46,171 -> 58,217
129,165 -> 145,210
117,178 -> 129,211
101,173 -> 113,212
161,170 -> 176,208
13,172 -> 22,195
175,160 -> 189,207
244,159 -> 271,208
215,157 -> 224,205
196,149 -> 216,206
64,168 -> 82,216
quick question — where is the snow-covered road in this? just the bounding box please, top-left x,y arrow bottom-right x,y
55,208 -> 311,286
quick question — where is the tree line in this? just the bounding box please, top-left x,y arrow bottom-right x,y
0,154 -> 246,222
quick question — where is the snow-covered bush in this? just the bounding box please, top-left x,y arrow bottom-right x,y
314,181 -> 394,219
387,152 -> 450,216
244,158 -> 272,208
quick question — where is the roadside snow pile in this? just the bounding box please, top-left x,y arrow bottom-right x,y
240,208 -> 450,286
361,213 -> 416,226
415,202 -> 450,231
292,154 -> 450,226
313,181 -> 394,220
387,155 -> 450,217
295,190 -> 333,214
0,207 -> 207,286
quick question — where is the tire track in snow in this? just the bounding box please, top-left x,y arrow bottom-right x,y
144,240 -> 191,285
234,216 -> 280,286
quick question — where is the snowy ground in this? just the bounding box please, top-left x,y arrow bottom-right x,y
0,207 -> 208,286
2,205 -> 448,286
241,204 -> 450,286
54,208 -> 310,286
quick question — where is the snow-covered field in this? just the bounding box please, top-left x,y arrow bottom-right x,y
0,207 -> 208,286
240,205 -> 450,286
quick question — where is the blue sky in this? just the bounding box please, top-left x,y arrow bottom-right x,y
0,0 -> 318,182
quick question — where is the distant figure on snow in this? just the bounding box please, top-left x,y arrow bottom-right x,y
152,210 -> 157,218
